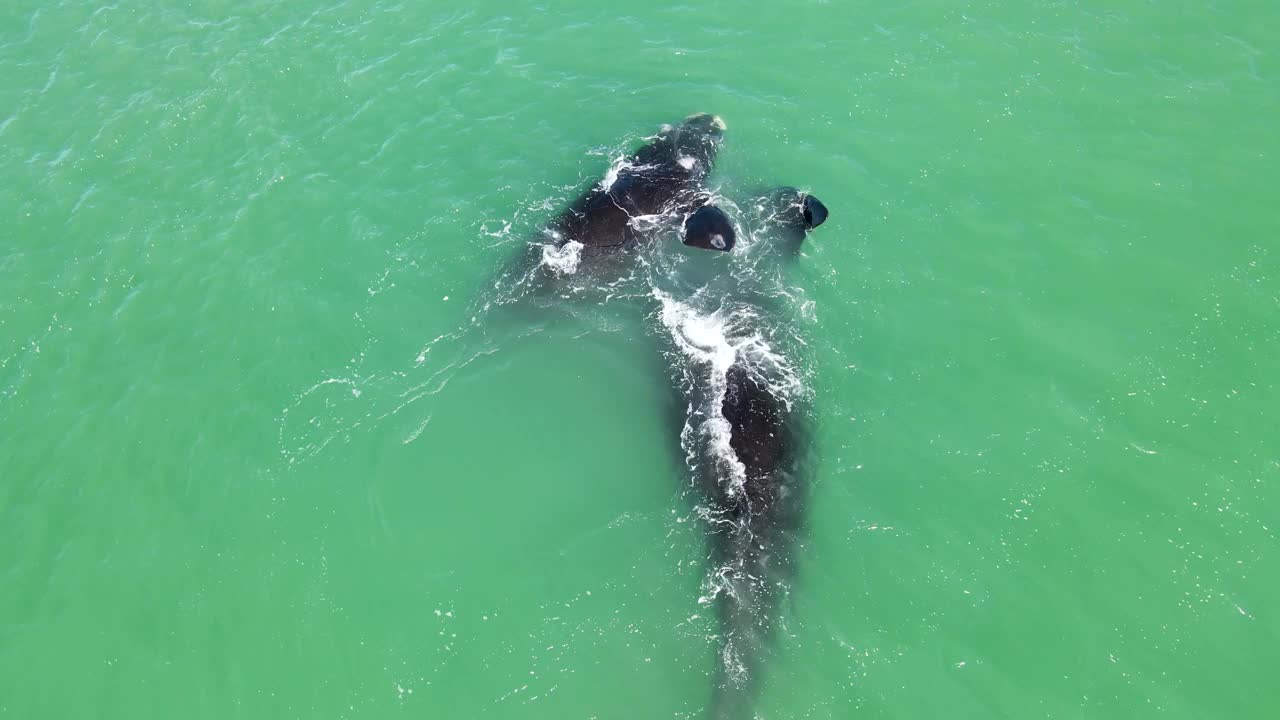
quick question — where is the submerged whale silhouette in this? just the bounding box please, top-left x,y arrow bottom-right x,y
681,190 -> 828,719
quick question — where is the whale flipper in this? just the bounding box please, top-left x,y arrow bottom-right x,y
801,193 -> 828,230
760,187 -> 829,255
682,205 -> 737,252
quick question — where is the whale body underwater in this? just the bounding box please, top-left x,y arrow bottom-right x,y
518,115 -> 828,717
695,192 -> 825,719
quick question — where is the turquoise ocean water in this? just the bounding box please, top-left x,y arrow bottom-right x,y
2,1 -> 1278,718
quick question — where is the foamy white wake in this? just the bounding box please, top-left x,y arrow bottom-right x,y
653,288 -> 804,503
656,288 -> 749,499
540,239 -> 583,276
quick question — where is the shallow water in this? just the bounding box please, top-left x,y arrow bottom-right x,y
2,1 -> 1278,718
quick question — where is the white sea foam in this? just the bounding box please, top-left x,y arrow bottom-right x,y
656,289 -> 747,498
654,281 -> 809,512
599,153 -> 632,192
540,240 -> 583,275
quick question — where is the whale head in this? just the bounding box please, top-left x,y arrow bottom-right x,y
682,205 -> 737,252
671,113 -> 726,177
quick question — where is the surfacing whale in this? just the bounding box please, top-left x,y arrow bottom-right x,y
674,190 -> 828,719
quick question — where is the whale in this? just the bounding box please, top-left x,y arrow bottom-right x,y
673,190 -> 827,719
700,357 -> 809,720
544,113 -> 734,256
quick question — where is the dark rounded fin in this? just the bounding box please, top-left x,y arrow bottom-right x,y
770,187 -> 827,232
683,206 -> 737,252
802,194 -> 828,229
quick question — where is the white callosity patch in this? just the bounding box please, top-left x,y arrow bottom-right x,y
677,155 -> 697,170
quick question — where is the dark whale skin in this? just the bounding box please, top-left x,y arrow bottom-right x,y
703,361 -> 810,720
547,113 -> 726,252
693,192 -> 828,719
757,186 -> 829,256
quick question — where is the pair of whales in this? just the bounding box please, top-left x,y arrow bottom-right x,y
532,113 -> 826,717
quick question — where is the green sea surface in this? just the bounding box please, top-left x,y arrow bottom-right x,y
2,1 -> 1278,718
